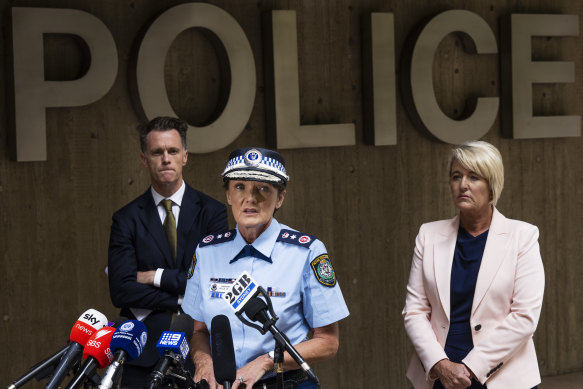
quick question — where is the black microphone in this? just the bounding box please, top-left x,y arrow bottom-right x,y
7,344 -> 69,389
45,309 -> 109,389
223,272 -> 319,386
211,315 -> 236,389
243,297 -> 319,386
147,314 -> 194,389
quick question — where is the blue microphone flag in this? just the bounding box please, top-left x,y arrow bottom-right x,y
155,331 -> 189,360
109,320 -> 147,361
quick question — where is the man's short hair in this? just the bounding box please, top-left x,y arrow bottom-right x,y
138,116 -> 188,152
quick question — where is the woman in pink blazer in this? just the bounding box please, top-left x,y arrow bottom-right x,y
402,141 -> 545,389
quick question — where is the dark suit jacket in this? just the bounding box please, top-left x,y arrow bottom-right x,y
107,183 -> 228,369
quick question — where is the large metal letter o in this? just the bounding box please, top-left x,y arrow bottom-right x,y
136,3 -> 255,153
410,10 -> 498,144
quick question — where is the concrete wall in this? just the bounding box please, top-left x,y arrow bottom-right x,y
1,1 -> 582,387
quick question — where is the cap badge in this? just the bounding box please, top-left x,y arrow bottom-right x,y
244,149 -> 262,166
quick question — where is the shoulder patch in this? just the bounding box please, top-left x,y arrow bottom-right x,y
276,229 -> 316,248
186,254 -> 196,279
199,229 -> 237,247
310,254 -> 336,287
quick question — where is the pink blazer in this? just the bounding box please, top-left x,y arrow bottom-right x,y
402,208 -> 545,389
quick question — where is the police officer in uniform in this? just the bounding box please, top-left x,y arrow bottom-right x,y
182,147 -> 349,389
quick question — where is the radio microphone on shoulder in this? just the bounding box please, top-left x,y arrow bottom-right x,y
44,309 -> 108,389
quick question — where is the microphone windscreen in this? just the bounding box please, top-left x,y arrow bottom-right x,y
243,297 -> 269,323
211,315 -> 236,383
170,313 -> 194,341
69,309 -> 108,346
110,320 -> 147,361
82,326 -> 116,368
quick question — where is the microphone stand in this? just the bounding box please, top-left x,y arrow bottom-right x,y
84,370 -> 103,389
237,287 -> 321,388
147,356 -> 196,389
7,345 -> 69,389
273,343 -> 285,389
165,365 -> 196,389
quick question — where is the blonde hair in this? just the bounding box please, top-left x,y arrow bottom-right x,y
449,141 -> 504,205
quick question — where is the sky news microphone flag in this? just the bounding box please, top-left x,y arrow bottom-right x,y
45,309 -> 108,389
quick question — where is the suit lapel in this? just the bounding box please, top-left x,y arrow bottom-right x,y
434,216 -> 459,322
472,208 -> 509,316
138,189 -> 174,267
176,185 -> 200,268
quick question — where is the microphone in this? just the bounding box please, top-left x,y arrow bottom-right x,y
147,314 -> 194,389
8,315 -> 122,389
97,320 -> 147,389
224,272 -> 319,386
44,309 -> 108,389
210,315 -> 236,389
243,297 -> 319,385
63,326 -> 115,389
7,344 -> 69,389
64,317 -> 126,389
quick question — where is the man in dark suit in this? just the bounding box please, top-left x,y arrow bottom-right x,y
107,116 -> 228,388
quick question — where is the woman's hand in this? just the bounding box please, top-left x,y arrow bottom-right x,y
231,353 -> 273,388
430,359 -> 472,389
192,320 -> 220,388
229,323 -> 339,388
193,355 -> 219,388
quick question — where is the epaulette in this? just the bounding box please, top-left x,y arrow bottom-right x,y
199,229 -> 237,247
276,229 -> 316,248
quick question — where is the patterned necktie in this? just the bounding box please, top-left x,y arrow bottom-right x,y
162,199 -> 177,263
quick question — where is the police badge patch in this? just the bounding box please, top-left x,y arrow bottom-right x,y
186,254 -> 197,279
310,254 -> 336,287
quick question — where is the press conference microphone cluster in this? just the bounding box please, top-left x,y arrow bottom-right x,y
7,312 -> 150,389
98,320 -> 148,389
44,309 -> 109,389
223,271 -> 320,387
147,314 -> 194,389
64,317 -> 126,389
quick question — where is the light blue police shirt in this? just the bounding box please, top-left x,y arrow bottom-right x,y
182,218 -> 349,370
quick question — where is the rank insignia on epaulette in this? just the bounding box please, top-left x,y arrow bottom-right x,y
277,229 -> 316,248
186,254 -> 196,279
310,254 -> 336,287
199,229 -> 237,247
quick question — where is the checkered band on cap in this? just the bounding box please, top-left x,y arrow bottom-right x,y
221,147 -> 289,185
